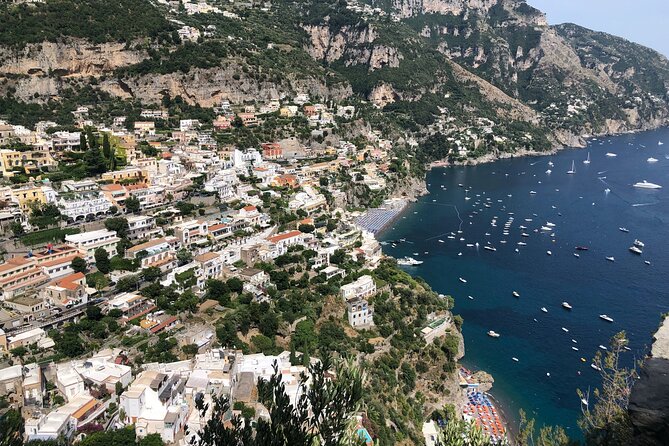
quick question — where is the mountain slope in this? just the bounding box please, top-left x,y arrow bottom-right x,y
0,0 -> 668,162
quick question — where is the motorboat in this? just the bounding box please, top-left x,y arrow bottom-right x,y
572,347 -> 579,351
606,256 -> 615,262
529,191 -> 537,195
546,169 -> 552,174
484,246 -> 497,252
633,180 -> 662,189
487,330 -> 500,338
605,153 -> 617,157
629,246 -> 643,255
619,227 -> 629,233
573,253 -> 580,258
459,277 -> 467,283
468,295 -> 474,300
599,314 -> 614,323
541,307 -> 548,313
599,345 -> 608,350
645,260 -> 651,265
647,157 -> 659,163
561,327 -> 569,333
547,250 -> 552,256
562,302 -> 572,310
512,357 -> 519,362
517,242 -> 527,246
397,257 -> 423,266
634,239 -> 645,248
591,363 -> 602,372
604,188 -> 611,193
512,291 -> 520,298
521,233 -> 530,237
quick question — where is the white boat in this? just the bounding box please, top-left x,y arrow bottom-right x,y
521,233 -> 530,237
529,190 -> 537,195
512,357 -> 519,362
606,256 -> 615,262
546,169 -> 552,174
645,260 -> 651,265
583,153 -> 591,164
541,226 -> 552,231
561,327 -> 569,333
606,153 -> 617,157
548,161 -> 554,167
567,160 -> 576,174
484,246 -> 497,252
634,180 -> 662,189
573,253 -> 580,258
629,246 -> 643,255
604,188 -> 611,193
487,330 -> 500,338
619,227 -> 629,233
459,277 -> 467,283
512,291 -> 520,298
599,314 -> 614,323
659,141 -> 664,146
468,295 -> 474,300
599,345 -> 608,350
517,242 -> 527,246
546,250 -> 552,256
591,363 -> 602,372
562,302 -> 572,310
397,256 -> 423,266
541,307 -> 548,313
438,239 -> 444,243
572,347 -> 579,351
647,157 -> 659,163
634,239 -> 645,248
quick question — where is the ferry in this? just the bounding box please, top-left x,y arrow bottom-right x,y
599,314 -> 614,323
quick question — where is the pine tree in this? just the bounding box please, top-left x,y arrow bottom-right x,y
80,132 -> 88,151
102,133 -> 111,159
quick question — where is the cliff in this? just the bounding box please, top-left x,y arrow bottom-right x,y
628,318 -> 669,446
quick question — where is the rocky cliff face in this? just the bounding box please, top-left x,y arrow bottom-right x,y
628,318 -> 669,446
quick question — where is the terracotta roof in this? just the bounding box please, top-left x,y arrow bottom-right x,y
101,184 -> 125,191
195,252 -> 220,263
266,230 -> 302,244
150,316 -> 178,333
72,397 -> 99,420
51,272 -> 85,291
208,223 -> 228,231
243,205 -> 256,212
127,237 -> 170,253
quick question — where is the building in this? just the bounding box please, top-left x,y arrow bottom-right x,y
42,272 -> 88,308
31,244 -> 85,279
0,256 -> 50,300
174,220 -> 209,247
57,190 -> 112,222
126,237 -> 178,272
25,412 -> 76,442
265,230 -> 304,257
65,229 -> 120,263
347,298 -> 374,329
194,252 -> 224,281
6,327 -> 47,350
340,275 -> 376,302
106,293 -> 156,324
126,215 -> 163,240
101,167 -> 146,184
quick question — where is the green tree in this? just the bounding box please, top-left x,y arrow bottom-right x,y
298,224 -> 315,233
125,195 -> 141,213
142,266 -> 162,282
182,344 -> 199,357
0,408 -> 24,446
102,133 -> 111,159
9,222 -> 24,238
176,248 -> 193,264
227,277 -> 243,294
86,305 -> 103,321
80,132 -> 88,151
71,256 -> 87,274
94,248 -> 111,274
9,346 -> 27,359
192,356 -> 363,446
84,145 -> 107,176
578,332 -> 636,446
104,217 -> 129,238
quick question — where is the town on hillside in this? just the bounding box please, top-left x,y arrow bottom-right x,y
0,93 -> 490,445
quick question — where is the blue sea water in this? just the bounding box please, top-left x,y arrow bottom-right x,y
380,127 -> 669,436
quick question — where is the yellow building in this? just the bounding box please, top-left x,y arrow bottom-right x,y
101,167 -> 147,184
0,148 -> 57,177
11,185 -> 47,210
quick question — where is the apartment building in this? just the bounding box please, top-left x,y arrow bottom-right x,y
65,229 -> 120,263
340,275 -> 377,302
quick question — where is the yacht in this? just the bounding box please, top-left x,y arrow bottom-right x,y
487,330 -> 500,338
562,302 -> 573,310
591,363 -> 602,372
634,239 -> 645,248
606,153 -> 617,157
645,260 -> 651,265
517,242 -> 527,246
599,314 -> 614,323
583,153 -> 591,164
619,227 -> 629,233
629,246 -> 643,255
484,246 -> 497,252
633,180 -> 662,189
512,291 -> 520,298
606,256 -> 615,262
529,190 -> 537,195
567,160 -> 576,174
397,257 -> 423,266
647,157 -> 659,163
541,307 -> 548,313
459,277 -> 467,283
659,141 -> 664,146
561,327 -> 569,333
521,233 -> 530,237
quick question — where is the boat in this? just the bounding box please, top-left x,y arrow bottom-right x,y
606,153 -> 617,157
591,364 -> 602,372
487,330 -> 500,338
567,160 -> 576,174
512,291 -> 520,298
599,345 -> 608,350
562,302 -> 573,310
599,314 -> 614,323
562,327 -> 569,333
541,307 -> 548,313
605,188 -> 611,193
633,180 -> 662,189
517,242 -> 527,246
459,277 -> 467,283
548,161 -> 554,167
573,253 -> 580,258
397,256 -> 423,266
659,141 -> 664,146
572,347 -> 579,351
541,226 -> 552,231
529,190 -> 537,195
512,357 -> 519,362
483,246 -> 497,252
647,157 -> 659,163
521,233 -> 530,237
546,169 -> 552,174
468,295 -> 474,300
629,246 -> 643,255
619,227 -> 629,233
634,239 -> 645,248
645,260 -> 651,265
606,256 -> 615,262
546,250 -> 552,256
438,239 -> 444,243
575,246 -> 589,251
583,152 -> 591,164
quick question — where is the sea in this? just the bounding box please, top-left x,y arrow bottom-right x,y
379,127 -> 669,437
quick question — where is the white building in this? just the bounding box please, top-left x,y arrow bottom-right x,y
65,229 -> 120,263
232,148 -> 262,170
25,412 -> 76,442
57,191 -> 112,222
340,275 -> 376,302
203,169 -> 239,201
347,298 -> 374,329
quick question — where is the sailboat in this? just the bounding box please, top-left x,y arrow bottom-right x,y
567,160 -> 575,174
583,152 -> 591,164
